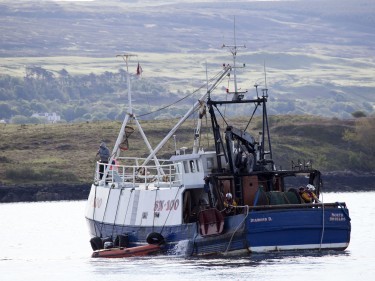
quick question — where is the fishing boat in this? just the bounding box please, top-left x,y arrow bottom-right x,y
84,47 -> 351,256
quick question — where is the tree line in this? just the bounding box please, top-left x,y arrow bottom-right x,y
1,66 -> 373,124
0,66 -> 185,123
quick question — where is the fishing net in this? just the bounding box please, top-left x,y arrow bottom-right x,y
119,125 -> 135,151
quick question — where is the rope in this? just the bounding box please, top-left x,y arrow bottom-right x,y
319,192 -> 325,250
252,188 -> 261,209
338,203 -> 351,221
92,184 -> 98,237
190,230 -> 199,256
91,156 -> 100,237
160,185 -> 183,235
111,188 -> 123,238
224,205 -> 250,254
152,188 -> 158,232
99,183 -> 113,237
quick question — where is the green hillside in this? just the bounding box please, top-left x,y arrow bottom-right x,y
0,115 -> 373,186
1,0 -> 374,120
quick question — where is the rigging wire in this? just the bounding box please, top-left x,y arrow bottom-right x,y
205,112 -> 210,148
244,104 -> 259,132
222,73 -> 230,130
160,185 -> 183,235
137,68 -> 227,118
214,105 -> 229,128
120,188 -> 134,235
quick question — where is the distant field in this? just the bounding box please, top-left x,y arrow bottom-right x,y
1,50 -> 374,93
0,0 -> 374,117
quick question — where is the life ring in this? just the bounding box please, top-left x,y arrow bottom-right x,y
90,236 -> 103,251
146,232 -> 165,245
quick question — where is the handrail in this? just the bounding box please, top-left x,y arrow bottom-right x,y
95,160 -> 182,187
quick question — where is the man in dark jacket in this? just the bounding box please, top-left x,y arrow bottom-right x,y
97,142 -> 110,179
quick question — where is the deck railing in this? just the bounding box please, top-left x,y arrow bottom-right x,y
95,157 -> 183,187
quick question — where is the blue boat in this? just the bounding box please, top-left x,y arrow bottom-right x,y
85,49 -> 351,256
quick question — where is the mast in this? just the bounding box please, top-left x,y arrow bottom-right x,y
102,54 -> 164,181
261,61 -> 273,165
112,54 -> 136,158
222,17 -> 246,101
207,20 -> 274,172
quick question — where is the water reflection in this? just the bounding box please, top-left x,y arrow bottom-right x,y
1,193 -> 374,281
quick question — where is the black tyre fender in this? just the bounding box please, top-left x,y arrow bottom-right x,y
146,232 -> 165,245
90,236 -> 103,251
114,234 -> 129,248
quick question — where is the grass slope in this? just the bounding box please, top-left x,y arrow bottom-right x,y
0,115 -> 373,186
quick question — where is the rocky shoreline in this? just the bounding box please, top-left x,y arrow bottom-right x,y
322,171 -> 375,192
0,183 -> 91,203
0,172 -> 374,203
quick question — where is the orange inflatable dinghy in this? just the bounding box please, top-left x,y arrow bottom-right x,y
92,244 -> 162,258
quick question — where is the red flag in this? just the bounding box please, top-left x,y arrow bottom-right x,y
136,63 -> 143,76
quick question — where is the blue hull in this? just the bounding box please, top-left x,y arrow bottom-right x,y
245,207 -> 350,252
86,205 -> 350,255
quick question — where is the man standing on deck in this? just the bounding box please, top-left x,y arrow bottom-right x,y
97,142 -> 110,179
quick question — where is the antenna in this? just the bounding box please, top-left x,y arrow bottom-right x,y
116,53 -> 137,72
254,83 -> 259,99
222,16 -> 246,101
263,60 -> 268,98
264,60 -> 267,89
116,53 -> 137,114
205,60 -> 209,94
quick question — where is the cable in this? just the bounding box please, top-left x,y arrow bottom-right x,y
138,69 -> 226,118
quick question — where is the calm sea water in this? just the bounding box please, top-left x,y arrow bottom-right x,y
0,192 -> 374,281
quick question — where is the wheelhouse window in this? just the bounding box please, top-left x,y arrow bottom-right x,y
207,157 -> 213,169
190,160 -> 196,173
183,161 -> 189,173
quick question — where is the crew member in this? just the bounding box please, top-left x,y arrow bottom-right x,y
97,142 -> 110,179
299,184 -> 320,203
223,193 -> 237,215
